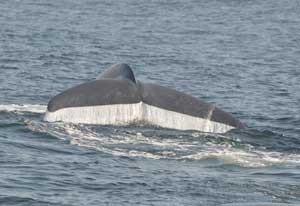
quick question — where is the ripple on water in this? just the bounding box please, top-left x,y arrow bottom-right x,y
1,0 -> 300,204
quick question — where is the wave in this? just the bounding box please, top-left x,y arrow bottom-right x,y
178,148 -> 300,167
25,120 -> 300,168
0,104 -> 47,114
2,103 -> 299,168
0,195 -> 55,206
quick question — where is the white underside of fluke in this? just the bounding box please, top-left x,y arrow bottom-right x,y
44,102 -> 234,133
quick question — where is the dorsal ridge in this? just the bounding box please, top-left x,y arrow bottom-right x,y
97,63 -> 136,83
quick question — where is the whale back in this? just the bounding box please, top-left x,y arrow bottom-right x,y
97,63 -> 136,83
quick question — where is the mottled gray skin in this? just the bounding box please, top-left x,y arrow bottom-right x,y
47,64 -> 244,129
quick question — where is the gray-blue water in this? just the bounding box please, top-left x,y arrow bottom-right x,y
0,0 -> 300,205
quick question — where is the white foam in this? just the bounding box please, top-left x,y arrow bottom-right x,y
63,126 -> 300,167
179,147 -> 300,167
25,120 -> 300,168
44,102 -> 234,133
0,104 -> 47,113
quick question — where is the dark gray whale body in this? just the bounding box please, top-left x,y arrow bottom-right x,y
45,64 -> 244,133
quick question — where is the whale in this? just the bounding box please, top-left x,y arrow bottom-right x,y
44,63 -> 244,133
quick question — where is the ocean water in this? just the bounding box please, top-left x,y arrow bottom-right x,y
0,0 -> 300,205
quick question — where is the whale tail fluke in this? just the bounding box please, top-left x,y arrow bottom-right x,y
45,63 -> 244,133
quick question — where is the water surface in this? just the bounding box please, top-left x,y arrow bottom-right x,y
0,0 -> 300,205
